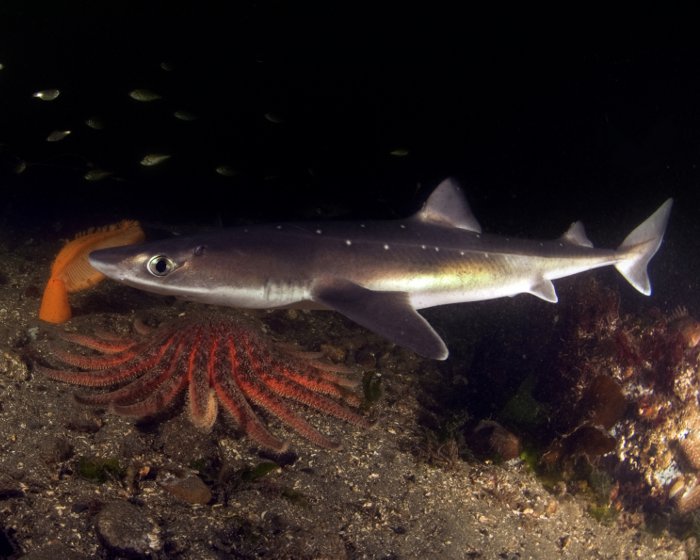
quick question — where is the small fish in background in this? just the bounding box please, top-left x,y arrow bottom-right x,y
14,159 -> 27,174
173,110 -> 197,121
46,130 -> 71,142
32,88 -> 61,101
39,220 -> 146,324
83,168 -> 114,182
159,61 -> 175,72
389,148 -> 410,157
140,153 -> 171,167
215,165 -> 237,177
0,62 -> 4,70
84,117 -> 105,130
0,146 -> 27,174
668,306 -> 700,348
128,88 -> 162,102
264,112 -> 284,124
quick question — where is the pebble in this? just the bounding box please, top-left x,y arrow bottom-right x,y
159,468 -> 212,504
355,346 -> 378,370
66,410 -> 103,433
0,471 -> 24,499
38,436 -> 74,464
96,501 -> 162,557
0,349 -> 29,381
319,342 -> 347,363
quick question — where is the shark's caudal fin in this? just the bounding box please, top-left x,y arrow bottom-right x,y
615,198 -> 673,295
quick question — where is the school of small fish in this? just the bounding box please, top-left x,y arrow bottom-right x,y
0,61 -> 271,184
0,57 -> 415,186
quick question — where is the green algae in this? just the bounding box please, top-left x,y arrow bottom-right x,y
362,371 -> 383,404
77,457 -> 123,483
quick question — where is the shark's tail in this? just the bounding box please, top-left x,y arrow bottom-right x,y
615,198 -> 673,295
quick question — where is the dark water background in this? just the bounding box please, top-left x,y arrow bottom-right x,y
0,4 -> 697,309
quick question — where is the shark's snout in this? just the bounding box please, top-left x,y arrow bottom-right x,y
89,246 -> 137,280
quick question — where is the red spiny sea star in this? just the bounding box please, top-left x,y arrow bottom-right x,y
37,315 -> 373,452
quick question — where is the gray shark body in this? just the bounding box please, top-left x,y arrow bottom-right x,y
89,178 -> 673,360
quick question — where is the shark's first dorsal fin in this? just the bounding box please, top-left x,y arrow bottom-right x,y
415,177 -> 482,233
561,221 -> 593,248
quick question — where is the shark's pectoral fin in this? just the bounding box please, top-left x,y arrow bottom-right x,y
311,278 -> 449,360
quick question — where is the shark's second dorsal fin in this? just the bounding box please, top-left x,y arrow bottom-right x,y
561,221 -> 593,248
415,177 -> 482,233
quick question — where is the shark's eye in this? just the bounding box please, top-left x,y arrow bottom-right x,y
147,255 -> 175,277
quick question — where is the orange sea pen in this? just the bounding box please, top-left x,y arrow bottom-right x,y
39,220 -> 146,323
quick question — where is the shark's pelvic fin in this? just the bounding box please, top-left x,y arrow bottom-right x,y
529,279 -> 558,303
615,198 -> 673,295
415,177 -> 482,233
310,278 -> 449,360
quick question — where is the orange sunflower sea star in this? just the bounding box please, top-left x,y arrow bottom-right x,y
37,315 -> 373,452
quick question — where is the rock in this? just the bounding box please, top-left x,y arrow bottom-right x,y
0,471 -> 24,500
66,409 -> 103,433
38,436 -> 74,464
470,420 -> 522,461
159,468 -> 212,505
159,417 -> 217,465
95,501 -> 162,557
0,348 -> 29,381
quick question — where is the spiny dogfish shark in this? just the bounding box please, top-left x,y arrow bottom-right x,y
89,178 -> 673,360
